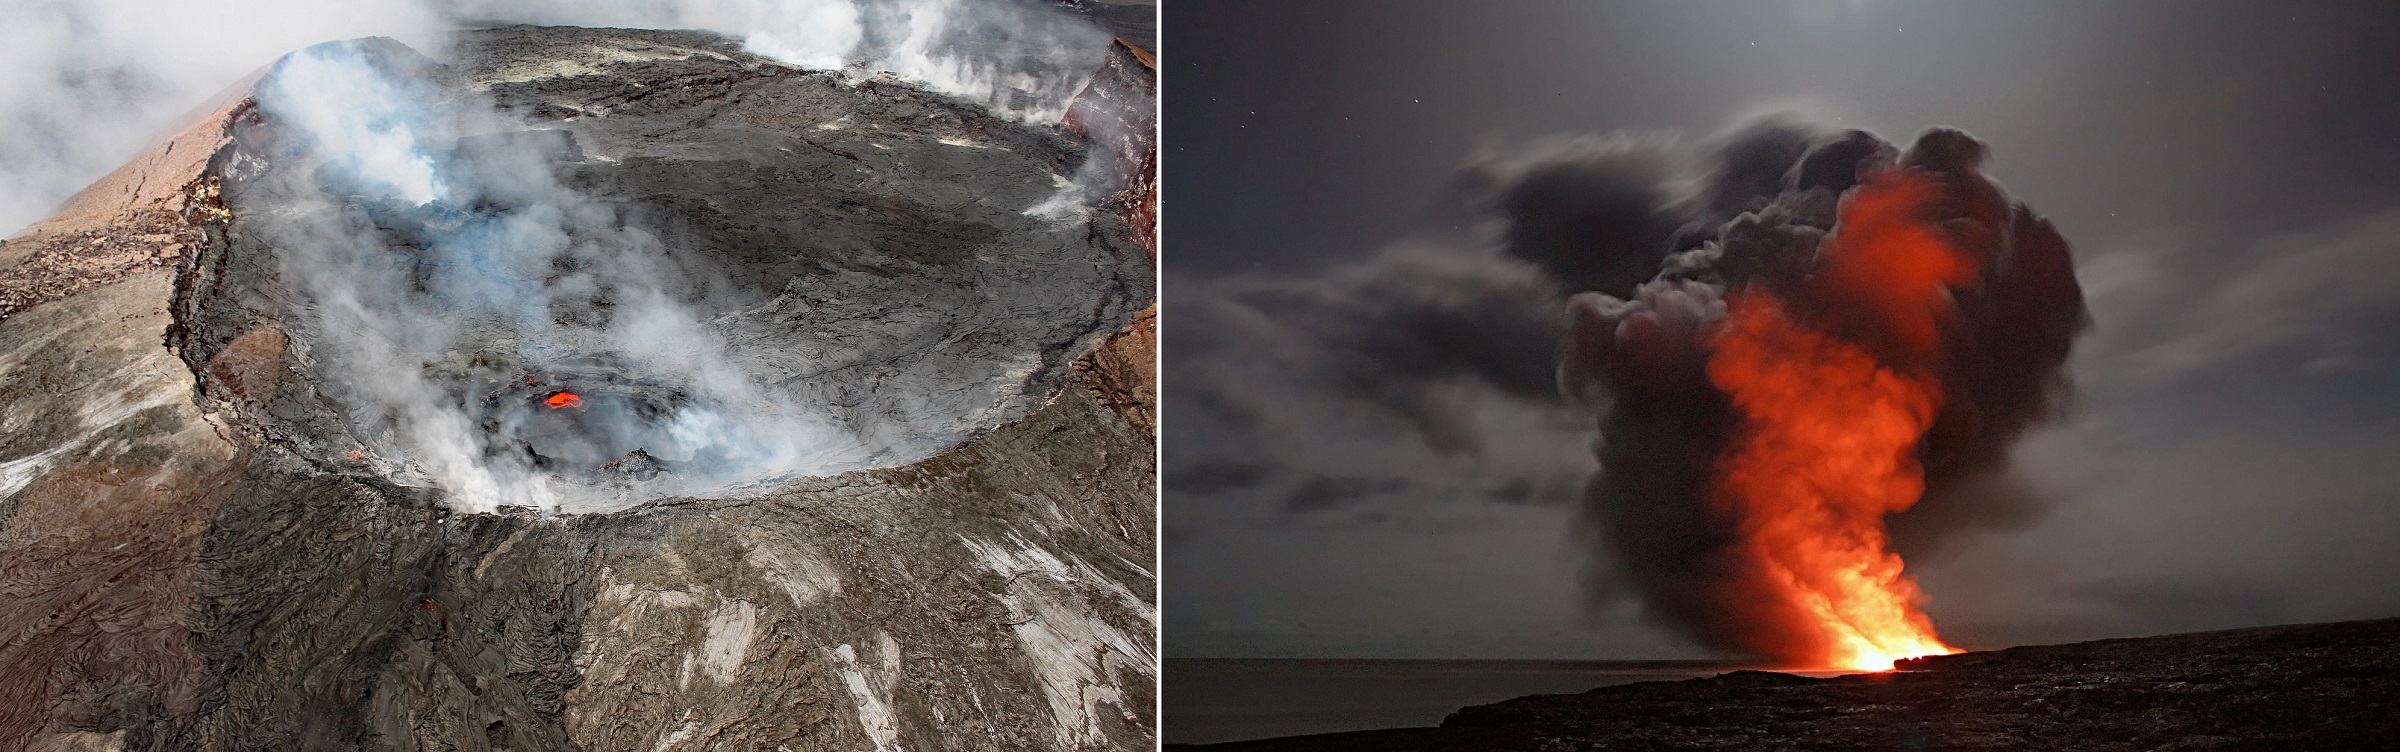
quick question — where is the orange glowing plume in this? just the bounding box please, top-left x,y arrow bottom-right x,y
1702,170 -> 1968,672
543,391 -> 583,410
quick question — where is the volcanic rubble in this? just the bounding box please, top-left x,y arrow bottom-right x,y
0,24 -> 1155,752
1170,618 -> 2400,751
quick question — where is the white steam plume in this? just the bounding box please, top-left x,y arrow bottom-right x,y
0,0 -> 446,236
0,0 -> 1113,236
256,43 -> 855,513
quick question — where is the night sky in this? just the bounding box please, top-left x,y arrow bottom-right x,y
1162,0 -> 2400,659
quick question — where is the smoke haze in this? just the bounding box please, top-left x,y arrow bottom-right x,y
0,0 -> 1113,237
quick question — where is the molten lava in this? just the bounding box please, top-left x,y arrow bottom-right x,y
543,391 -> 583,410
1701,170 -> 1969,672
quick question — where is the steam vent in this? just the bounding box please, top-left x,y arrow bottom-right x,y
0,25 -> 1157,751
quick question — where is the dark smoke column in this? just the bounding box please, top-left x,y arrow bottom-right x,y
1559,128 -> 2087,669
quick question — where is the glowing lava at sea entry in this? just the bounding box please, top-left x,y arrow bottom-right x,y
1702,170 -> 1968,672
543,391 -> 583,410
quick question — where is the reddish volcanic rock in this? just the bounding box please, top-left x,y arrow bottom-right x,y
1075,304 -> 1159,438
1064,38 -> 1158,261
0,93 -> 250,324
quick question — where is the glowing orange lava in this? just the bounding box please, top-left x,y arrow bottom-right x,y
543,391 -> 583,410
1702,170 -> 1970,672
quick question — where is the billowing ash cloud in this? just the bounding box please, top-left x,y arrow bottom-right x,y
1550,123 -> 2088,664
250,40 -> 859,513
0,0 -> 1112,237
1168,117 -> 2085,664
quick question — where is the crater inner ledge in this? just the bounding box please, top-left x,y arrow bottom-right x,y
170,31 -> 1153,514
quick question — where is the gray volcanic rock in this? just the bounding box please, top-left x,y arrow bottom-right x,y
2,24 -> 1154,752
597,448 -> 667,480
1169,619 -> 2400,751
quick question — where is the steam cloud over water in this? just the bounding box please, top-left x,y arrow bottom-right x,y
0,0 -> 1111,236
252,41 -> 859,513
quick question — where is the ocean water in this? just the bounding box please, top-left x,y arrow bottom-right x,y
1163,658 -> 1743,745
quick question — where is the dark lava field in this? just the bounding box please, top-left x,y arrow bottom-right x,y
1173,618 -> 2400,751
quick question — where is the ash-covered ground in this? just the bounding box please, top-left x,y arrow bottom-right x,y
1169,618 -> 2400,751
0,24 -> 1154,752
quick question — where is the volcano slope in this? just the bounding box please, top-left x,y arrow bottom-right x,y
1170,618 -> 2400,751
0,25 -> 1156,752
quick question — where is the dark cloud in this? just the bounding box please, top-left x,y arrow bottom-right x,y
1284,475 -> 1413,513
1168,243 -> 1566,461
1455,132 -> 1685,300
1167,457 -> 1280,494
1483,476 -> 1580,507
1696,117 -> 1825,225
2086,209 -> 2400,380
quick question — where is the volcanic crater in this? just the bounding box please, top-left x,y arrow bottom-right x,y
170,29 -> 1150,513
1,22 -> 1158,752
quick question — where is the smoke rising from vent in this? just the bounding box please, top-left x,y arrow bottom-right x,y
251,40 -> 859,513
1553,123 -> 2088,667
0,0 -> 1113,237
